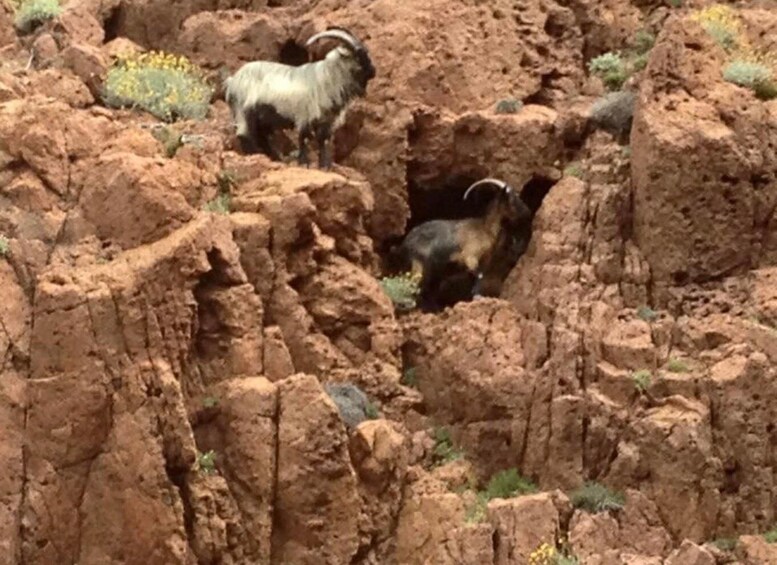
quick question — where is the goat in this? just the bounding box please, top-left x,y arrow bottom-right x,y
224,26 -> 376,169
391,178 -> 533,310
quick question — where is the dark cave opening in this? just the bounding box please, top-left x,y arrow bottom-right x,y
384,174 -> 557,313
102,5 -> 123,43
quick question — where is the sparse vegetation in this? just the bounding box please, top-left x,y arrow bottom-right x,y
563,162 -> 583,178
666,358 -> 689,373
588,52 -> 630,90
151,126 -> 184,158
0,235 -> 9,257
217,169 -> 238,193
102,50 -> 214,122
464,468 -> 537,524
197,450 -> 217,475
203,193 -> 231,214
763,526 -> 777,544
632,370 -> 652,393
711,537 -> 737,552
570,482 -> 625,513
13,0 -> 61,34
691,4 -> 743,52
528,543 -> 580,565
723,59 -> 777,101
636,305 -> 658,322
432,427 -> 465,466
379,272 -> 422,311
364,402 -> 380,419
401,367 -> 418,388
202,396 -> 219,408
494,98 -> 523,114
667,0 -> 683,7
632,30 -> 656,57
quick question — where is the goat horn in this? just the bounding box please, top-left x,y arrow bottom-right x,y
306,29 -> 362,51
462,178 -> 511,201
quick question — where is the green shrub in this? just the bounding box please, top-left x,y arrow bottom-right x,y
691,4 -> 743,52
401,367 -> 418,388
723,60 -> 777,100
666,358 -> 689,373
202,396 -> 219,408
570,482 -> 625,513
432,427 -> 465,466
763,527 -> 777,544
13,0 -> 61,34
636,305 -> 658,322
464,468 -> 537,524
364,402 -> 380,419
632,370 -> 652,393
588,52 -> 629,90
632,30 -> 656,56
494,98 -> 523,114
203,193 -> 231,214
102,50 -> 214,122
0,235 -> 9,257
197,450 -> 217,475
711,537 -> 737,551
563,163 -> 583,178
379,272 -> 421,311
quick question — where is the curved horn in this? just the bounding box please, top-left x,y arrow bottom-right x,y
306,29 -> 362,51
462,178 -> 511,201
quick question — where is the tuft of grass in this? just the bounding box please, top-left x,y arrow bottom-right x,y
632,30 -> 655,56
763,527 -> 777,544
0,235 -> 9,257
666,358 -> 689,373
636,305 -> 658,322
364,402 -> 380,419
570,482 -> 625,513
217,169 -> 238,193
202,396 -> 219,408
690,4 -> 743,53
197,450 -> 217,475
203,193 -> 231,214
588,52 -> 630,90
494,98 -> 523,114
563,163 -> 583,178
528,543 -> 580,565
102,50 -> 213,123
151,126 -> 184,158
464,468 -> 537,524
723,59 -> 777,101
379,272 -> 422,311
13,0 -> 61,34
401,366 -> 418,388
711,537 -> 737,552
432,427 -> 465,466
631,369 -> 652,393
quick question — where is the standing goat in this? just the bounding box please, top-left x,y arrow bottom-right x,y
392,178 -> 533,310
224,26 -> 376,169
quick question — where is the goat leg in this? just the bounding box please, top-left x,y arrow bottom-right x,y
298,128 -> 311,167
315,125 -> 332,170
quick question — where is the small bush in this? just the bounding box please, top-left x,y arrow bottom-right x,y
632,30 -> 656,56
529,543 -> 580,565
151,126 -> 184,158
667,0 -> 683,7
588,52 -> 629,90
364,402 -> 380,419
563,163 -> 583,178
0,235 -> 9,257
632,370 -> 652,393
379,272 -> 422,311
690,4 -> 743,52
202,396 -> 218,408
570,482 -> 625,513
432,427 -> 465,466
494,98 -> 523,114
13,0 -> 61,34
203,193 -> 231,214
197,450 -> 217,475
666,358 -> 689,373
763,527 -> 777,544
401,367 -> 418,388
636,305 -> 658,322
464,468 -> 536,524
723,59 -> 777,101
711,537 -> 737,552
102,50 -> 213,122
